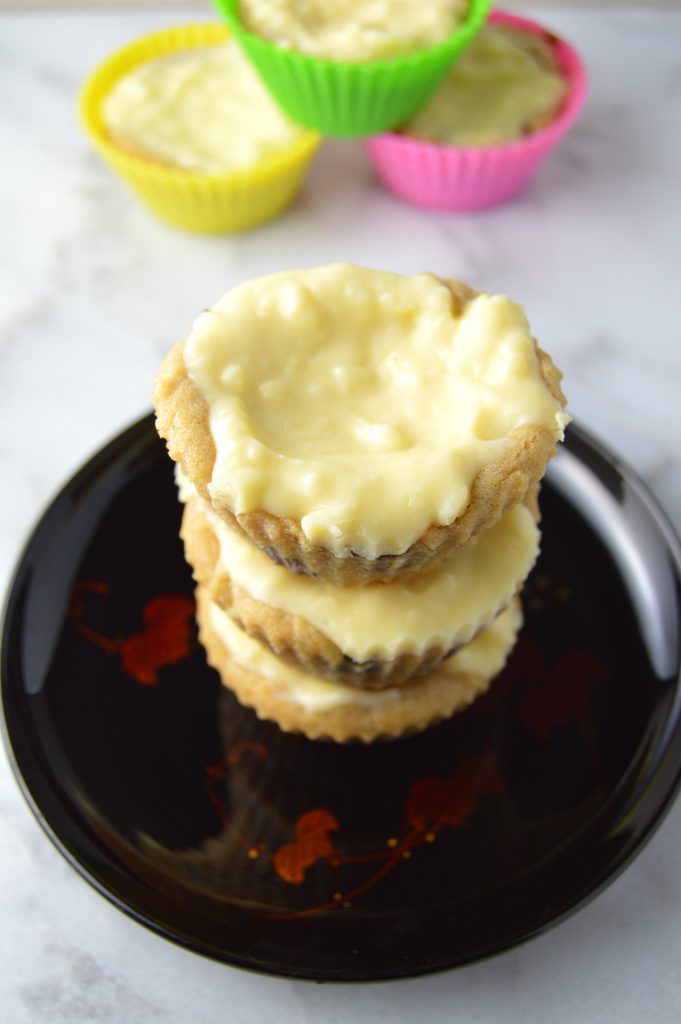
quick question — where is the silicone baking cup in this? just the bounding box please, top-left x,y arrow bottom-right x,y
212,0 -> 492,138
363,10 -> 588,211
79,23 -> 321,234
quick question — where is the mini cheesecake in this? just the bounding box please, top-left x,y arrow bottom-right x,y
153,264 -> 567,585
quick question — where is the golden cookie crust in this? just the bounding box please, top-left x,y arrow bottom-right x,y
181,492 -> 534,689
181,496 -> 458,689
195,586 -> 522,743
153,279 -> 564,584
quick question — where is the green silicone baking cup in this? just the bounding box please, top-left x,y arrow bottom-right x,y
212,0 -> 492,138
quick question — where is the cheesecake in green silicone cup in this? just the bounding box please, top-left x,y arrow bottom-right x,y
211,0 -> 492,138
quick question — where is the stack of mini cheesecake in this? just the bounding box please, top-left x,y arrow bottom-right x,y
153,265 -> 568,742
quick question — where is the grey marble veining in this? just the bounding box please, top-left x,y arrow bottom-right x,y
1,6 -> 681,1023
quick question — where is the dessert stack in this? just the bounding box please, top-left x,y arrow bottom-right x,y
153,264 -> 568,742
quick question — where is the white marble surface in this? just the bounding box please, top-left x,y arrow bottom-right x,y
2,5 -> 681,1022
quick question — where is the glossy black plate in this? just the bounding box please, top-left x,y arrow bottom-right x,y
2,416 -> 681,981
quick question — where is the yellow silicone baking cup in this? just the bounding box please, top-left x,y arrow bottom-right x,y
78,23 -> 322,233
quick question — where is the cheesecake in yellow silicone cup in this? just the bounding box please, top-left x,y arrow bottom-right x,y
153,264 -> 568,584
212,0 -> 492,137
78,23 -> 321,233
196,585 -> 523,743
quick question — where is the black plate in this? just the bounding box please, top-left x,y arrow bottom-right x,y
2,416 -> 681,981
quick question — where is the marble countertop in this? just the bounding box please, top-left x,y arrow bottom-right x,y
2,5 -> 681,1022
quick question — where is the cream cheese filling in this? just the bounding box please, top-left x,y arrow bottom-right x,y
102,39 -> 305,174
208,596 -> 522,712
405,23 -> 567,147
185,264 -> 567,558
187,480 -> 539,660
238,0 -> 469,62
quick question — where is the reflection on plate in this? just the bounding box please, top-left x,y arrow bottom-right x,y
2,416 -> 681,981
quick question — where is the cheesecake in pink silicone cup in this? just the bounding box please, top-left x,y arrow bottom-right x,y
363,10 -> 587,211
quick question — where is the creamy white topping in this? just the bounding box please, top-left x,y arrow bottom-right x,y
238,0 -> 468,62
184,264 -> 567,558
102,39 -> 305,174
405,23 -> 567,146
191,487 -> 538,660
209,597 -> 522,711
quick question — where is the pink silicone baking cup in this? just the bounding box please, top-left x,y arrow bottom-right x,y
362,10 -> 588,211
